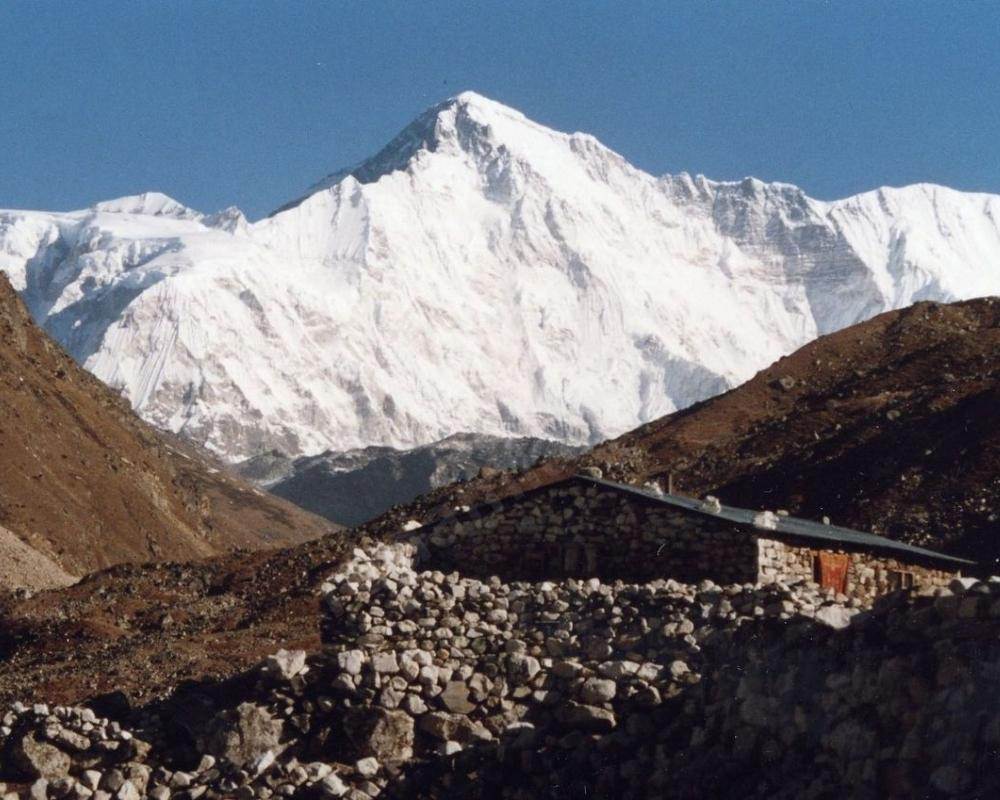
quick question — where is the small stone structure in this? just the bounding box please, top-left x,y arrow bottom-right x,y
411,476 -> 970,602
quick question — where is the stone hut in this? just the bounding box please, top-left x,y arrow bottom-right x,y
412,476 -> 972,603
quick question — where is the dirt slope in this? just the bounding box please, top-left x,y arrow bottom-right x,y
364,298 -> 1000,565
0,272 -> 335,580
0,533 -> 350,705
0,524 -> 74,591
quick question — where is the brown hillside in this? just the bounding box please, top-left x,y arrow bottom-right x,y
0,272 -> 335,580
364,298 -> 1000,565
0,532 -> 349,705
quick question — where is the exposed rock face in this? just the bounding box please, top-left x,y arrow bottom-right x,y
237,433 -> 583,526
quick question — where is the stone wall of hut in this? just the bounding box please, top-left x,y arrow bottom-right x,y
415,480 -> 962,599
757,537 -> 958,603
418,482 -> 759,583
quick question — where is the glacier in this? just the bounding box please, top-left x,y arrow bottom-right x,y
2,91 -> 1000,461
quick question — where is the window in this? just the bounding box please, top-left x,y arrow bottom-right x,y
887,570 -> 914,591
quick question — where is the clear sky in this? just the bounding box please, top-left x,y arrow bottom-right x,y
2,1 -> 999,220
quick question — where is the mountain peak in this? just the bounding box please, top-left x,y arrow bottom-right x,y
271,92 -> 563,214
446,90 -> 526,121
91,192 -> 200,219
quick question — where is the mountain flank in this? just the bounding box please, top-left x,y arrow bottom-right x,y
0,272 -> 335,583
363,298 -> 1000,565
237,433 -> 584,526
4,93 -> 1000,461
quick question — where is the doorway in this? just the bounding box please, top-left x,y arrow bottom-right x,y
814,552 -> 850,594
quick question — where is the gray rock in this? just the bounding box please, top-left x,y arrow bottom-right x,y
506,653 -> 541,684
201,703 -> 285,768
13,731 -> 72,779
101,771 -> 125,793
552,660 -> 583,680
668,660 -> 690,678
440,681 -> 476,714
319,774 -> 348,798
115,782 -> 140,800
265,649 -> 308,680
559,703 -> 617,733
400,694 -> 428,716
342,707 -> 414,762
815,604 -> 854,629
579,678 -> 617,704
354,757 -> 379,778
371,651 -> 399,674
81,772 -> 103,792
337,650 -> 365,676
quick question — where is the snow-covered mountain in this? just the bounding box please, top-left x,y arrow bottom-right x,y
3,91 -> 1000,461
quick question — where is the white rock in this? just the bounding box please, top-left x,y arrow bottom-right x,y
266,649 -> 308,680
319,774 -> 349,798
355,757 -> 380,778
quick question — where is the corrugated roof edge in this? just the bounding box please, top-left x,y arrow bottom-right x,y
576,476 -> 976,568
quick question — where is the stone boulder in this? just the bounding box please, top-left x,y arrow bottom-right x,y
342,708 -> 414,763
200,703 -> 285,768
9,730 -> 71,779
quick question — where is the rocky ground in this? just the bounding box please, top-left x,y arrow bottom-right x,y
2,537 -> 996,799
0,534 -> 349,706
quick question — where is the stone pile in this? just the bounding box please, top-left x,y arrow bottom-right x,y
0,703 -> 151,800
2,539 -> 998,799
312,540 -> 870,796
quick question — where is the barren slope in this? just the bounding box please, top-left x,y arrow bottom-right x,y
0,533 -> 349,705
0,272 -> 335,580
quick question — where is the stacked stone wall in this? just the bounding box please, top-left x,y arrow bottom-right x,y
418,483 -> 758,584
2,541 -> 993,800
757,538 -> 956,603
417,481 -> 962,599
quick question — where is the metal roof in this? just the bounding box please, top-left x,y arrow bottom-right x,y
573,476 -> 975,568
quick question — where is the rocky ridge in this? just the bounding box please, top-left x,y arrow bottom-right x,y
2,538 -> 997,798
237,434 -> 584,527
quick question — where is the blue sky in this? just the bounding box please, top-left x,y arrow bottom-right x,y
2,1 -> 998,219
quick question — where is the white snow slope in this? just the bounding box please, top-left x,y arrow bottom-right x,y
3,91 -> 1000,461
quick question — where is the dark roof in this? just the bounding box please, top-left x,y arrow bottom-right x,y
575,476 -> 975,568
